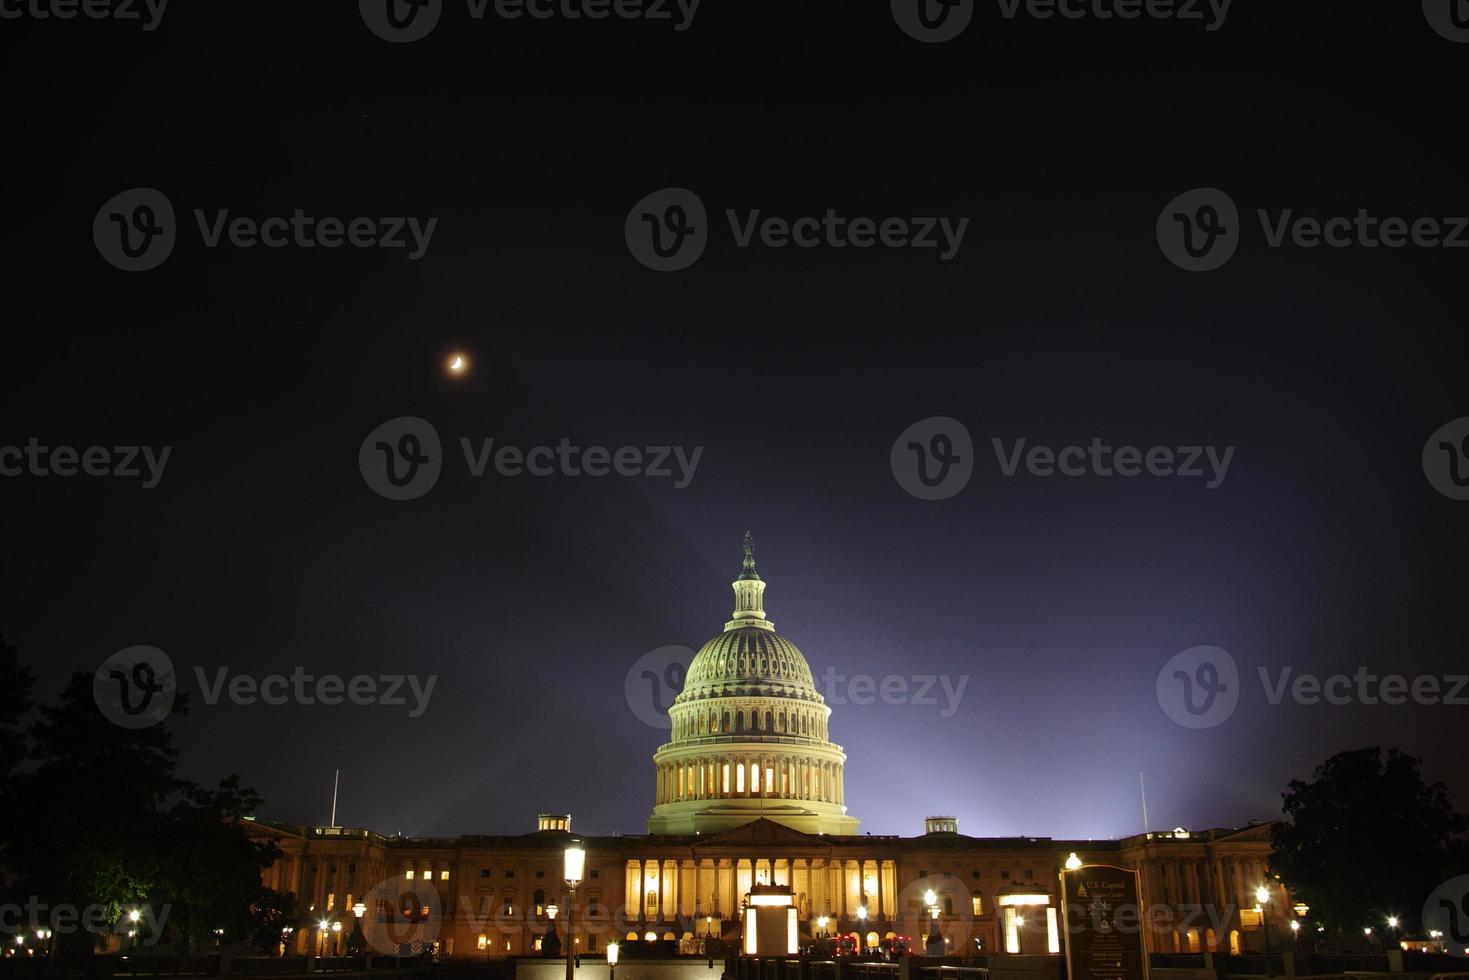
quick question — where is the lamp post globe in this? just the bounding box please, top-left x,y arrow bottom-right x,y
563,842 -> 585,980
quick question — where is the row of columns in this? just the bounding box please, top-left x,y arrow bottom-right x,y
655,757 -> 845,804
625,857 -> 895,923
673,705 -> 828,740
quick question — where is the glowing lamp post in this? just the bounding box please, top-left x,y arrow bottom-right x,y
128,910 -> 142,954
544,904 -> 561,958
1255,885 -> 1273,978
857,905 -> 868,957
346,901 -> 367,955
924,889 -> 943,957
607,941 -> 620,980
564,841 -> 586,980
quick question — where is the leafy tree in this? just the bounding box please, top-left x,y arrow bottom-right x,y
4,661 -> 281,962
0,633 -> 35,785
7,672 -> 183,959
153,775 -> 282,952
0,634 -> 36,885
1271,747 -> 1467,938
245,888 -> 298,953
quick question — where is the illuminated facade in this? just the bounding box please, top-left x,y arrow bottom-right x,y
250,537 -> 1283,959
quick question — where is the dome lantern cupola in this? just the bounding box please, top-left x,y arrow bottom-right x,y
727,531 -> 774,632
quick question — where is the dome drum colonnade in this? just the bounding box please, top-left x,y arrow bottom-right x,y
648,535 -> 859,836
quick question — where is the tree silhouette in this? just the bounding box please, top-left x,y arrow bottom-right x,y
2,655 -> 280,961
1271,747 -> 1467,939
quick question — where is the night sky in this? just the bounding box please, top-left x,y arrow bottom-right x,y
2,1 -> 1466,843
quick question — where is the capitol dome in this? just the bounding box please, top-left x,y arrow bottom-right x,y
647,535 -> 859,836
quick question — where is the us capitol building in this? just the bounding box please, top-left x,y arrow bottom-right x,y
251,537 -> 1282,959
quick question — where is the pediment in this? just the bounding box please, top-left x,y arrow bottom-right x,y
692,817 -> 832,850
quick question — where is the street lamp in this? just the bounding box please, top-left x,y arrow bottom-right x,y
816,915 -> 828,939
924,889 -> 943,957
318,918 -> 331,957
1065,853 -> 1083,871
856,905 -> 868,956
128,910 -> 142,954
347,901 -> 368,955
564,841 -> 586,980
544,904 -> 561,957
607,941 -> 620,980
281,926 -> 294,958
1255,885 -> 1273,979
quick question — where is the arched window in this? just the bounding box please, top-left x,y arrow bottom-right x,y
765,710 -> 774,730
1228,930 -> 1241,956
736,710 -> 744,731
1205,928 -> 1217,951
721,711 -> 731,732
944,897 -> 954,916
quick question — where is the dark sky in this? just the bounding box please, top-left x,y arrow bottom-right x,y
2,0 -> 1467,843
